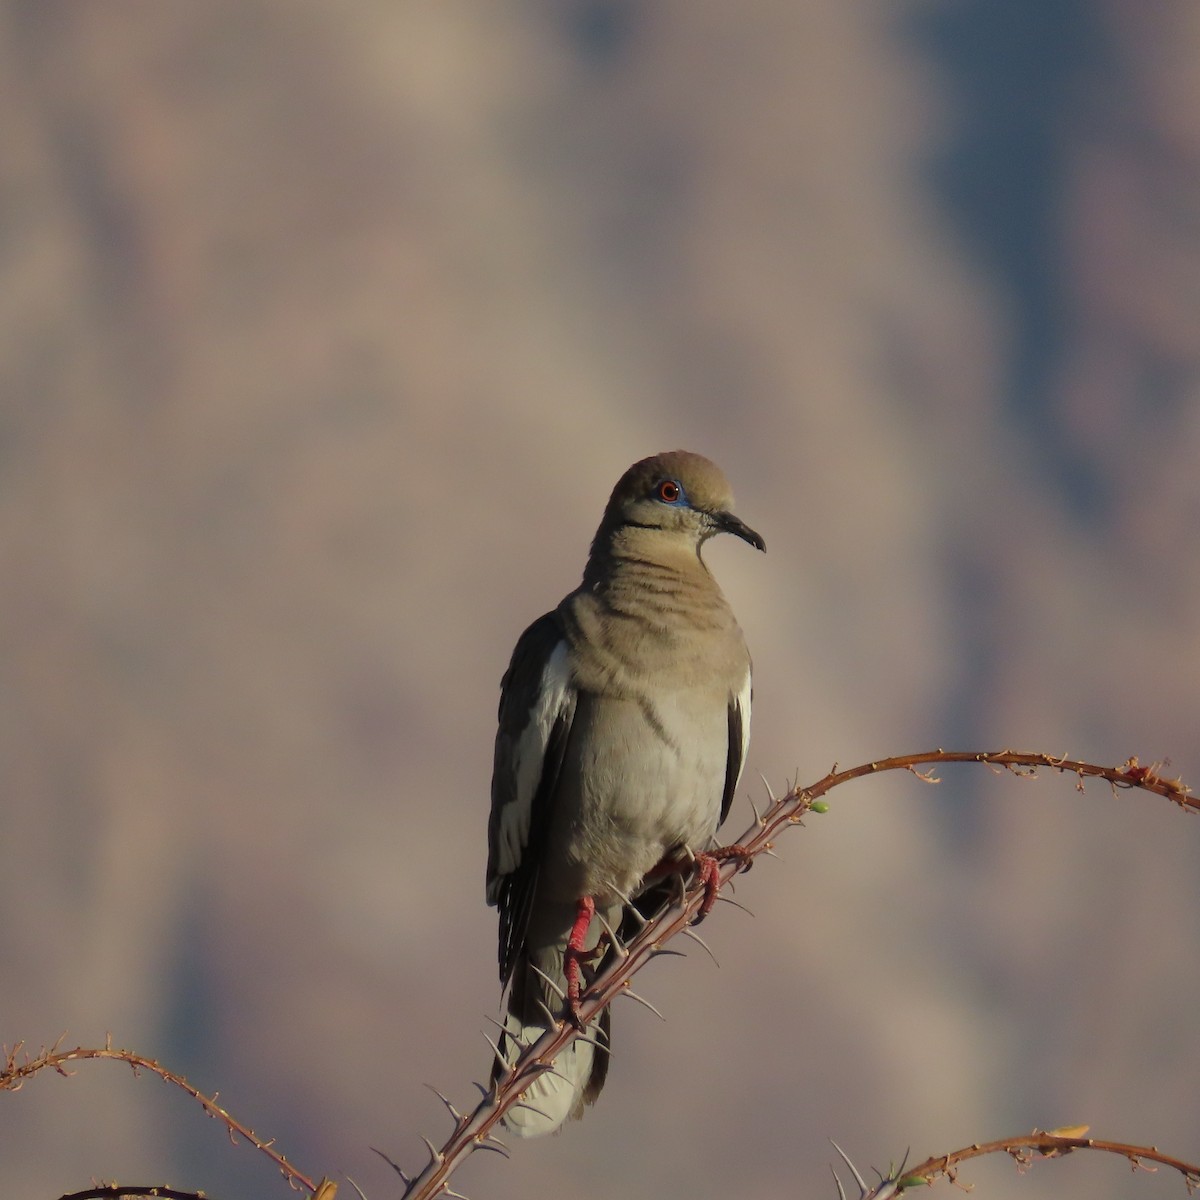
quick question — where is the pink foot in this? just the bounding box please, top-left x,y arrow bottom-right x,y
693,844 -> 753,922
563,896 -> 596,1027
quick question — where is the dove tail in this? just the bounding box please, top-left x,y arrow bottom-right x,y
495,951 -> 611,1137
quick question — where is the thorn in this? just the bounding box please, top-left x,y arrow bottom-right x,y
471,1080 -> 489,1099
532,997 -> 564,1029
525,1059 -> 576,1086
370,1145 -> 412,1185
830,1165 -> 848,1200
512,1098 -> 555,1122
643,890 -> 674,922
715,893 -> 755,917
444,1188 -> 471,1200
647,947 -> 687,959
758,771 -> 778,803
424,1082 -> 462,1121
747,792 -> 763,825
473,1141 -> 510,1159
680,925 -> 720,967
621,985 -> 666,1021
344,1175 -> 369,1200
572,1026 -> 610,1051
593,908 -> 628,957
420,1134 -> 444,1164
476,1133 -> 510,1158
482,1013 -> 508,1033
482,1031 -> 515,1074
528,961 -> 567,1000
830,1140 -> 868,1194
621,902 -> 649,930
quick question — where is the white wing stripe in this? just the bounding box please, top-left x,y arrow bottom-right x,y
733,667 -> 752,792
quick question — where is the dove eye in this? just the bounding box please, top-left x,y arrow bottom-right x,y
656,479 -> 683,503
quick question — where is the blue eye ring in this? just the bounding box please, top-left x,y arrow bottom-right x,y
655,478 -> 684,504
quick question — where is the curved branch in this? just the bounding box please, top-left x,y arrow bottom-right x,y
60,1188 -> 213,1200
57,1186 -> 338,1200
808,749 -> 1195,814
889,1128 -> 1200,1195
392,749 -> 1195,1199
1,1035 -> 318,1195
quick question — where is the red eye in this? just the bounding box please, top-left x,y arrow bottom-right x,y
657,479 -> 681,503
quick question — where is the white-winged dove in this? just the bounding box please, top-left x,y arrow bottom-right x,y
485,450 -> 764,1137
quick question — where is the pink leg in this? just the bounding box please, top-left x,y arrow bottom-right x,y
563,895 -> 596,1027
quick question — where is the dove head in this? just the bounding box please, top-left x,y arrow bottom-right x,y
587,450 -> 765,572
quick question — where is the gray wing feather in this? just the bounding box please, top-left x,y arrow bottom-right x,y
486,612 -> 576,985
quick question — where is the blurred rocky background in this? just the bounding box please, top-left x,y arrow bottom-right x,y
2,2 -> 1198,1197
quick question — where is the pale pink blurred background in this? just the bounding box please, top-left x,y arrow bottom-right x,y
3,4 -> 1198,1198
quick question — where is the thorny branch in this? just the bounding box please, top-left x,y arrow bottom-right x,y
0,1034 -> 320,1196
833,1127 -> 1200,1198
56,1190 -> 215,1200
53,1187 -> 339,1200
58,1189 -> 220,1200
907,1128 -> 1200,1194
4,750 -> 1195,1200
387,749 -> 1195,1200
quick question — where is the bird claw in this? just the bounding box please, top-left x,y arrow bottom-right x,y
710,843 -> 754,870
563,895 -> 597,1025
692,844 -> 753,922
